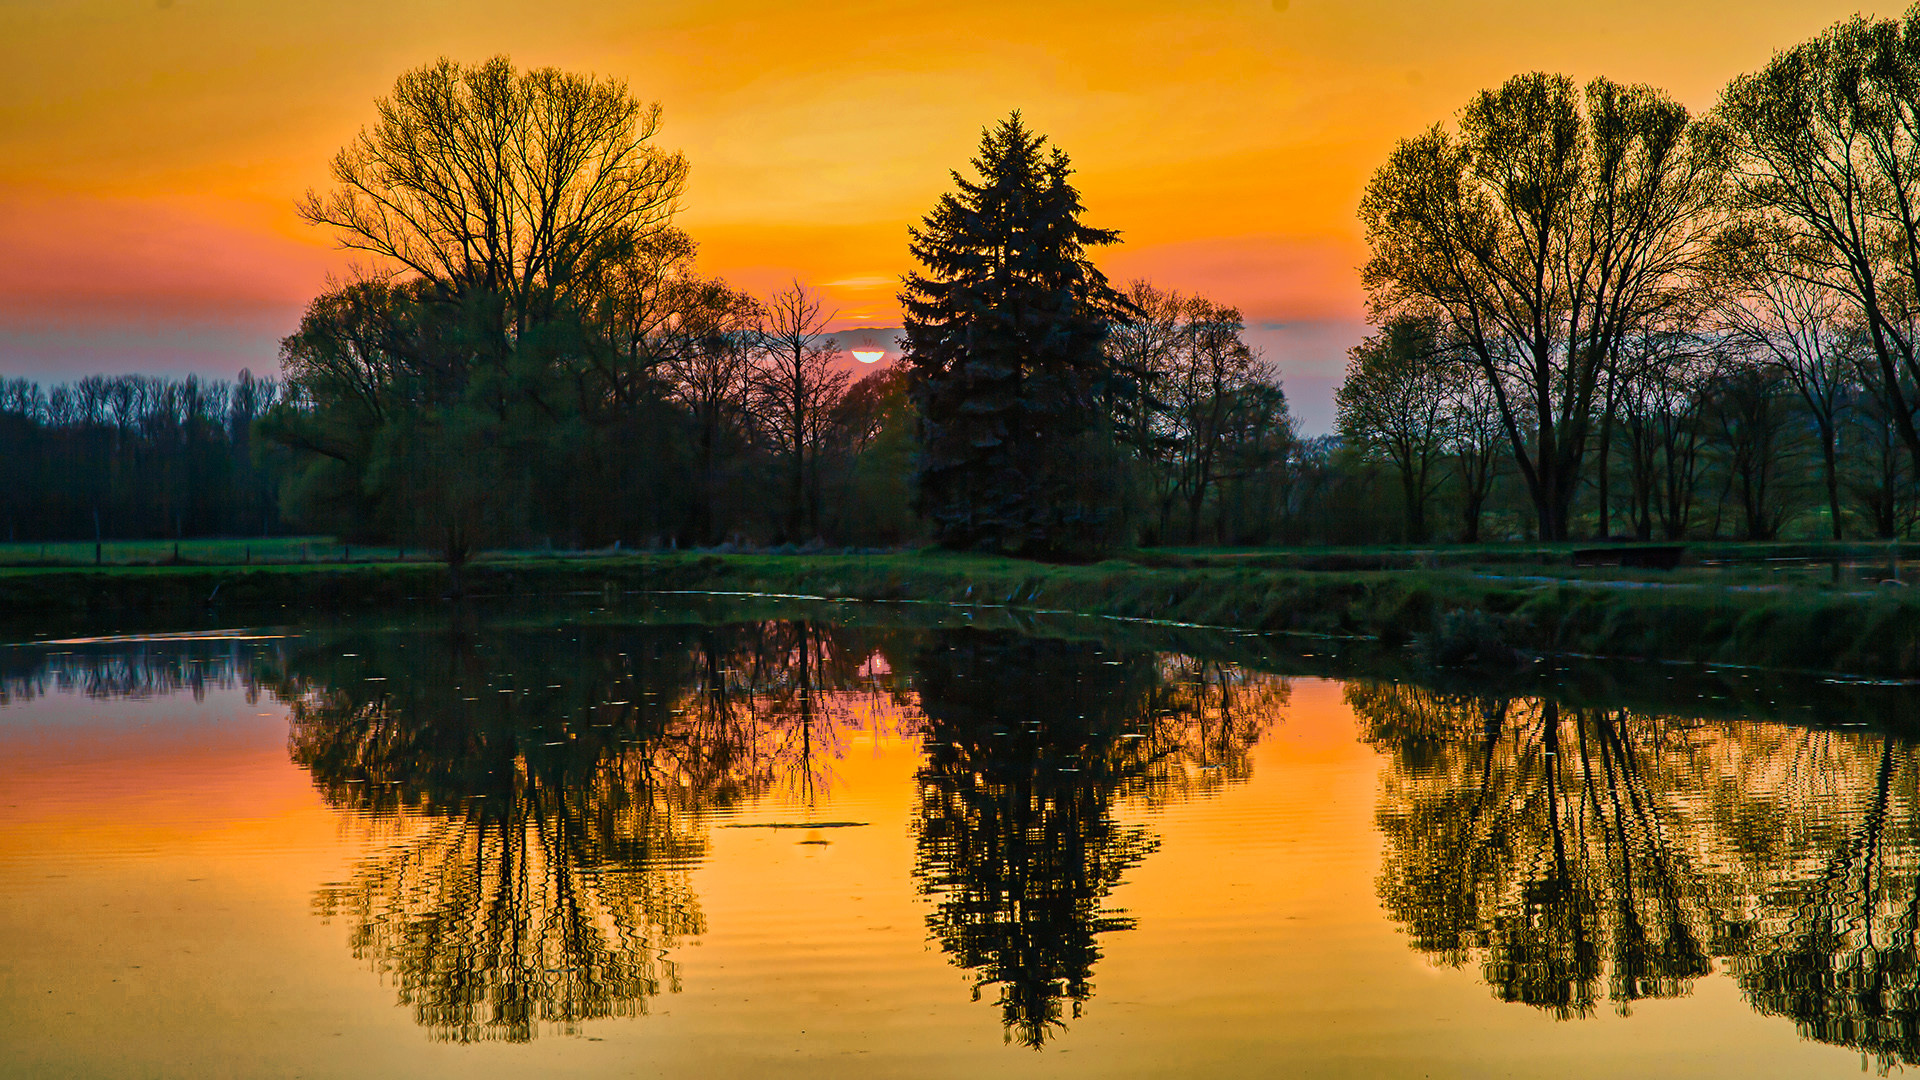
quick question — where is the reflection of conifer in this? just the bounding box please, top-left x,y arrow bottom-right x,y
911,631 -> 1164,1047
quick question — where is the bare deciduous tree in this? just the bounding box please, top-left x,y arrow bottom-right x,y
664,285 -> 762,545
1362,73 -> 1723,540
1113,282 -> 1276,543
751,284 -> 847,542
1712,245 -> 1855,538
1336,316 -> 1452,543
301,56 -> 689,341
1718,12 -> 1920,484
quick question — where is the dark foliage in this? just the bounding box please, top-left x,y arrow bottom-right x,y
902,114 -> 1137,560
911,630 -> 1161,1046
0,372 -> 281,544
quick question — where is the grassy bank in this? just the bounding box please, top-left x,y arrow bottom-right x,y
4,550 -> 1920,676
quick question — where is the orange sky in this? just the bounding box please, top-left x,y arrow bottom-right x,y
0,0 -> 1902,430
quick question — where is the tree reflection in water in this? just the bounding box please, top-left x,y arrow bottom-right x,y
1356,681 -> 1920,1069
274,617 -> 905,1043
27,621 -> 1920,1058
0,636 -> 278,704
1716,732 -> 1920,1068
912,631 -> 1282,1046
272,615 -> 1283,1048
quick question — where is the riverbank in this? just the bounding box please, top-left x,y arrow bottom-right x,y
4,550 -> 1920,676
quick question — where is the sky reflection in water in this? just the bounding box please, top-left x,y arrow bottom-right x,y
1,603 -> 1917,1076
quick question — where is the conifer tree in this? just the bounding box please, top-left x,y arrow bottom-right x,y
902,113 -> 1133,559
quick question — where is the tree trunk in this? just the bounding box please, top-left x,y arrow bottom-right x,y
443,528 -> 469,598
1459,453 -> 1490,543
1594,412 -> 1613,539
1821,426 -> 1843,541
1400,465 -> 1428,543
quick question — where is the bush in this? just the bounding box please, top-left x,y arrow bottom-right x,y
1417,607 -> 1525,668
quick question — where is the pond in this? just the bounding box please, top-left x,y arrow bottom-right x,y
3,595 -> 1918,1077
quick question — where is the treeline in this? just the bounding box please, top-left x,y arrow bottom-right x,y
0,372 -> 281,543
53,9 -> 1920,557
257,59 -> 932,565
1338,6 -> 1920,543
251,59 -> 1309,565
1331,310 -> 1917,544
269,267 -> 922,555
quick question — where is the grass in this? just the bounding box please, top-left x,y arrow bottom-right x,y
0,536 -> 419,567
4,542 -> 1920,676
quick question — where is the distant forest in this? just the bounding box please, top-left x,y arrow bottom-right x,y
14,8 -> 1920,555
0,372 -> 280,543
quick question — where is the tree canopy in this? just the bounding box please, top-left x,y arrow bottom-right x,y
1361,73 -> 1723,540
300,56 -> 688,342
902,113 -> 1135,559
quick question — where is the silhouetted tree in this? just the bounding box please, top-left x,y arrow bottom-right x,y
1362,74 -> 1723,540
1712,238 -> 1856,538
1718,10 -> 1920,485
1114,281 -> 1291,544
1337,316 -> 1452,542
0,373 -> 282,544
903,113 -> 1135,559
751,283 -> 847,542
301,56 -> 687,346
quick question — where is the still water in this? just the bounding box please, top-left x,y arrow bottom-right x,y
3,598 -> 1918,1077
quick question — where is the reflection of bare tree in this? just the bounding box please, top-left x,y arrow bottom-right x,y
278,625 -> 709,1043
1709,733 -> 1920,1071
1127,654 -> 1288,807
0,637 -> 280,704
659,621 -> 912,807
1358,684 -> 1712,1019
16,614 -> 1294,1050
273,618 -> 906,1043
912,632 -> 1282,1047
311,755 -> 704,1042
1360,682 -> 1920,1068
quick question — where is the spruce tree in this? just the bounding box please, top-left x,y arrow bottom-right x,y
902,113 -> 1132,559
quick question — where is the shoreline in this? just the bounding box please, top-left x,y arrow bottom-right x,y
4,551 -> 1920,677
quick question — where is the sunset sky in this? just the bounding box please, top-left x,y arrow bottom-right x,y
0,0 -> 1901,431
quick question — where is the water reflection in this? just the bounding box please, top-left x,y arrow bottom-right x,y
1357,682 -> 1920,1069
667,620 -> 914,806
272,622 -> 715,1042
258,616 -> 1277,1045
268,618 -> 913,1042
912,631 -> 1281,1046
0,635 -> 277,703
38,609 -> 1920,1062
